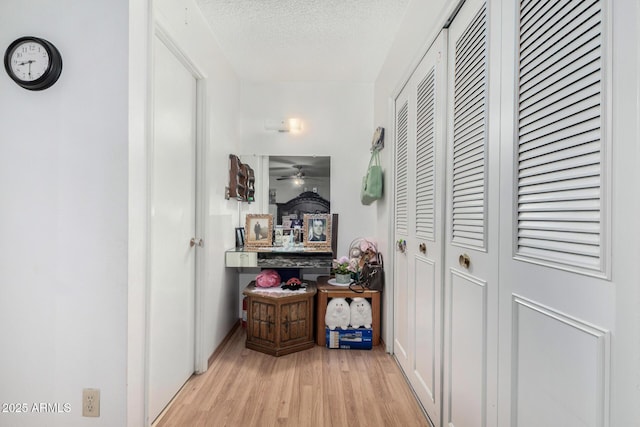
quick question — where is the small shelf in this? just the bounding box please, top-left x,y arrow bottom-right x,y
315,275 -> 381,347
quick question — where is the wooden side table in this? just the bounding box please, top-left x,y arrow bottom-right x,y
315,276 -> 381,346
243,281 -> 317,356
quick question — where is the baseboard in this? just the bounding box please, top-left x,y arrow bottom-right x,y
208,319 -> 242,368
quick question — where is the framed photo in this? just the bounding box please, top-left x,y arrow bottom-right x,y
293,225 -> 302,244
304,213 -> 332,249
274,225 -> 284,246
235,227 -> 245,248
245,214 -> 273,248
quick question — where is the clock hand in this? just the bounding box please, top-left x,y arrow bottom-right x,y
17,60 -> 34,66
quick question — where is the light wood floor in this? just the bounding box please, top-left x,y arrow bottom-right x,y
154,324 -> 431,427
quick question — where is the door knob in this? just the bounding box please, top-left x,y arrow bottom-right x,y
190,238 -> 204,247
459,253 -> 471,269
419,243 -> 427,254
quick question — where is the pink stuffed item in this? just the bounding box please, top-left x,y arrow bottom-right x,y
255,269 -> 281,288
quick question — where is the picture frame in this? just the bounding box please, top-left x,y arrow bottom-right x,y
274,225 -> 284,246
245,214 -> 273,248
235,227 -> 245,248
303,213 -> 332,249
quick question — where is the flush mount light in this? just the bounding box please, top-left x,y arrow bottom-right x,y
264,118 -> 303,133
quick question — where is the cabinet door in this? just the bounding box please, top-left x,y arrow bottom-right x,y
250,300 -> 276,344
280,300 -> 309,343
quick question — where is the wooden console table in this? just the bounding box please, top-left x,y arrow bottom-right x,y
315,276 -> 381,347
243,281 -> 317,356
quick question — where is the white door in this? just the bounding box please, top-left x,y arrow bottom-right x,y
442,1 -> 500,426
148,35 -> 198,422
498,1 -> 613,425
393,77 -> 411,380
393,31 -> 447,426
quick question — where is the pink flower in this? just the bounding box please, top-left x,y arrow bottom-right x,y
332,256 -> 359,274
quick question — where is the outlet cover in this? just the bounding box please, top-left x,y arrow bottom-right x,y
82,388 -> 100,417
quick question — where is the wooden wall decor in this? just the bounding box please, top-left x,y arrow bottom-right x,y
226,154 -> 255,203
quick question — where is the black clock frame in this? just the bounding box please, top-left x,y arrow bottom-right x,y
4,36 -> 63,91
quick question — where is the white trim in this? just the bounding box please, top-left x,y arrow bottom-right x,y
194,78 -> 209,374
154,19 -> 206,80
385,95 -> 396,354
127,1 -> 153,426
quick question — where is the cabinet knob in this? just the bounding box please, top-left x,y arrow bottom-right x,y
459,253 -> 471,269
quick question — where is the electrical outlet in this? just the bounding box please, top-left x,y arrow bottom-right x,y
82,388 -> 100,417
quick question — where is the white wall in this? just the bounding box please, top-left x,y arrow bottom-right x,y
238,82 -> 376,257
0,1 -> 129,426
0,0 -> 240,426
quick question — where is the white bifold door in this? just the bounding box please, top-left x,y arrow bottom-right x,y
393,31 -> 448,427
497,0 -> 613,426
394,0 -> 615,426
442,1 -> 500,426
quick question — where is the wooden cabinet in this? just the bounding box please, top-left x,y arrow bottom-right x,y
315,276 -> 381,347
243,281 -> 316,356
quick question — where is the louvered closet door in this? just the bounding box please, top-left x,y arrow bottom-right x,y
442,0 -> 500,426
497,1 -> 613,425
393,31 -> 447,427
393,84 -> 411,375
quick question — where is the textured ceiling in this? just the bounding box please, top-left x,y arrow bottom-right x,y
195,0 -> 410,82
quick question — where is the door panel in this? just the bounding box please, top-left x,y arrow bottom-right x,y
393,243 -> 410,365
512,297 -> 609,427
448,272 -> 486,427
414,256 -> 436,404
443,1 -> 499,426
393,31 -> 447,426
148,35 -> 197,422
394,88 -> 411,371
498,1 -> 613,425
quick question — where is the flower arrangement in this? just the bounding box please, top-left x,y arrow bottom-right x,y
332,256 -> 359,275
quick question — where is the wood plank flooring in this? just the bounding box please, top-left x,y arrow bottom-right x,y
153,324 -> 431,427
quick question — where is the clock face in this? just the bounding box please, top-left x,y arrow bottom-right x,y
4,36 -> 62,90
8,40 -> 51,82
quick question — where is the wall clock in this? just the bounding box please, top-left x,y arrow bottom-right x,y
4,36 -> 63,91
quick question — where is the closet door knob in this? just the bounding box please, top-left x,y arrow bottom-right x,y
459,253 -> 471,269
419,243 -> 427,254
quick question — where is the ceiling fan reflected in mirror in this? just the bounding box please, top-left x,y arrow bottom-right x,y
276,165 -> 306,185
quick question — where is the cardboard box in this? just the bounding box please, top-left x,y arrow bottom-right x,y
325,327 -> 373,349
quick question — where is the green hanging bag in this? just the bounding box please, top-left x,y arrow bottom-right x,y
360,150 -> 383,205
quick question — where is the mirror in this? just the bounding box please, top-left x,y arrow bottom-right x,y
268,155 -> 331,224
